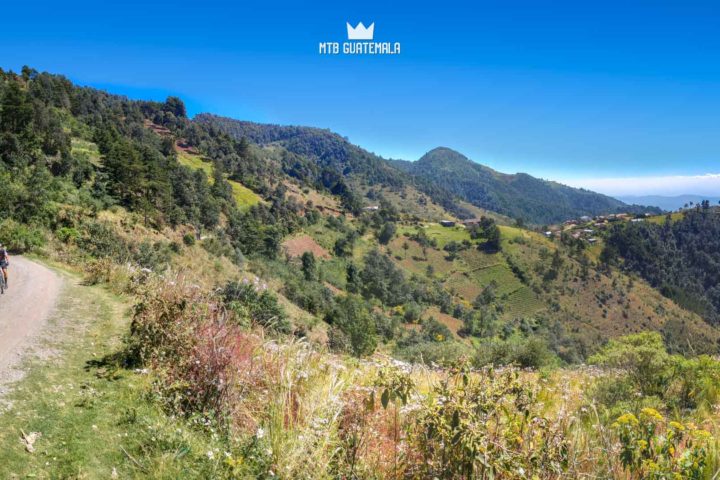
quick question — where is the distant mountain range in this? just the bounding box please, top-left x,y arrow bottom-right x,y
196,114 -> 659,224
616,195 -> 720,212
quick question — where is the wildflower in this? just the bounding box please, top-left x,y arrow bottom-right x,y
256,427 -> 265,439
206,450 -> 215,460
669,421 -> 685,431
640,407 -> 663,421
692,429 -> 712,440
614,413 -> 639,426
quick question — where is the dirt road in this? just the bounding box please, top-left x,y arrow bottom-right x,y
0,257 -> 62,382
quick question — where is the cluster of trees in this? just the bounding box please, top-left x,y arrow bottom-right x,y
603,208 -> 720,324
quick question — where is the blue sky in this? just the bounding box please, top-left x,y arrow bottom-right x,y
2,0 -> 720,195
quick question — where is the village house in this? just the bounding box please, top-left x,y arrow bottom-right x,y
461,218 -> 483,227
440,220 -> 456,227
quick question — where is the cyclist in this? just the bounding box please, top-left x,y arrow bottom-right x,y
0,244 -> 9,289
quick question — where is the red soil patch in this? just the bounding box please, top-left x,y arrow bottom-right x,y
143,119 -> 172,137
282,235 -> 331,259
175,140 -> 200,155
424,306 -> 464,339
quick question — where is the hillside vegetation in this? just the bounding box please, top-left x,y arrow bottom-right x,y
1,66 -> 720,478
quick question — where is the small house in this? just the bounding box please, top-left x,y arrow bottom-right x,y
440,220 -> 456,227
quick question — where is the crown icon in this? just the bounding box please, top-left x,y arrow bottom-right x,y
347,22 -> 375,40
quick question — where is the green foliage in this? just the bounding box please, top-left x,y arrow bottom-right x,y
223,279 -> 290,333
474,336 -> 558,369
0,218 -> 45,252
377,221 -> 396,245
589,332 -> 670,397
590,332 -> 720,412
613,408 -> 712,479
604,209 -> 720,325
182,232 -> 196,246
359,249 -> 411,306
300,251 -> 317,281
56,226 -> 80,244
326,295 -> 377,357
409,363 -> 570,478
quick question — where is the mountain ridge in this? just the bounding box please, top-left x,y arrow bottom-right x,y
194,116 -> 657,224
392,146 -> 658,224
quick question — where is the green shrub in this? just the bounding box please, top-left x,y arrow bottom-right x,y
589,332 -> 670,397
77,221 -> 130,260
223,279 -> 290,333
474,336 -> 558,369
182,233 -> 196,246
56,226 -> 80,244
134,241 -> 173,271
325,295 -> 377,357
0,219 -> 45,252
613,408 -> 712,479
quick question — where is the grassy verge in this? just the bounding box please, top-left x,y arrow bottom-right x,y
0,261 -> 222,479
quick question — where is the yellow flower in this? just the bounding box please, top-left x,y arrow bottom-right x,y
669,421 -> 685,431
692,429 -> 711,440
614,413 -> 639,426
640,407 -> 664,421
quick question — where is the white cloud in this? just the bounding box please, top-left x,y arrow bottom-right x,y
559,173 -> 720,197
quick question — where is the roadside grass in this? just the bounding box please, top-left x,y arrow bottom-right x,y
0,262 -> 221,479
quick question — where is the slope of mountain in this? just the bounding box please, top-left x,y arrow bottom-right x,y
617,194 -> 720,212
392,147 -> 659,224
194,115 -> 655,224
604,207 -> 720,325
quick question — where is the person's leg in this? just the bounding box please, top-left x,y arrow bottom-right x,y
2,267 -> 7,286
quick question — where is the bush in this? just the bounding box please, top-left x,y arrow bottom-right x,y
589,332 -> 670,397
325,295 -> 377,357
474,337 -> 558,369
613,408 -> 712,479
223,278 -> 291,334
182,232 -> 196,246
56,226 -> 80,244
76,220 -> 130,260
134,240 -> 173,271
395,341 -> 472,366
0,219 -> 45,252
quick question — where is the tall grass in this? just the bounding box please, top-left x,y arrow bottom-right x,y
115,268 -> 720,479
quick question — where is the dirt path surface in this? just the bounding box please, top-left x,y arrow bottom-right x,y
0,256 -> 62,383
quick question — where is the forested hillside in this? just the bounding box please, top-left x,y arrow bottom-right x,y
393,147 -> 660,224
196,114 -> 656,224
604,205 -> 720,325
3,66 -> 720,479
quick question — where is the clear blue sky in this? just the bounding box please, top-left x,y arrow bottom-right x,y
2,0 -> 720,195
